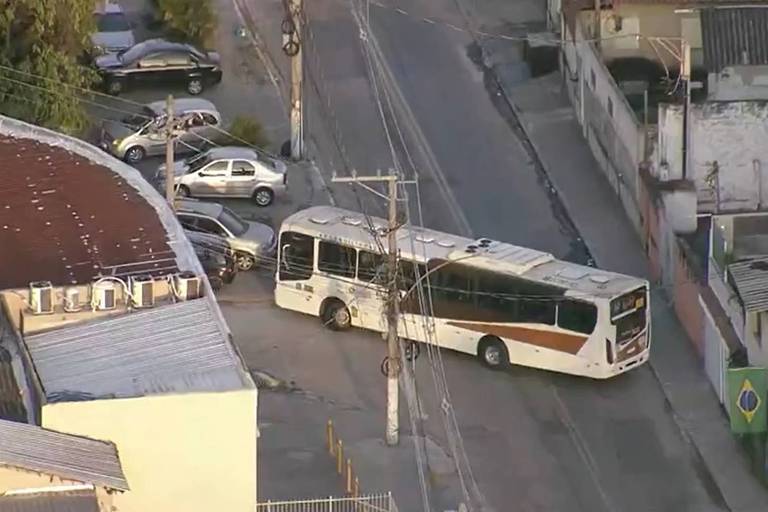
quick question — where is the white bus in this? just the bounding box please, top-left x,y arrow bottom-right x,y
275,206 -> 650,379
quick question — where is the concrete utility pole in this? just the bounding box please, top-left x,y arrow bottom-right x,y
681,40 -> 692,180
332,171 -> 402,446
286,0 -> 304,160
165,94 -> 175,209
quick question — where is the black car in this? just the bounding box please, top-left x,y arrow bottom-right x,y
192,240 -> 237,290
94,38 -> 222,96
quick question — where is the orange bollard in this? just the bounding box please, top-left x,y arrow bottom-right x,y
327,419 -> 334,455
336,439 -> 343,474
346,458 -> 353,494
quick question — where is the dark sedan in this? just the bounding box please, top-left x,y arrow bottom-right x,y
95,38 -> 222,96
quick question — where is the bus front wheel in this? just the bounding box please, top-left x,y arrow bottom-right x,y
478,336 -> 509,370
321,299 -> 351,331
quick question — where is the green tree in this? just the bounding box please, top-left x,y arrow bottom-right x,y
0,0 -> 98,135
222,116 -> 270,149
157,0 -> 217,48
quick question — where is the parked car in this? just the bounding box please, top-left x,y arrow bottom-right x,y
176,199 -> 276,271
95,38 -> 222,96
91,2 -> 135,55
99,98 -> 222,163
188,231 -> 238,290
155,146 -> 287,206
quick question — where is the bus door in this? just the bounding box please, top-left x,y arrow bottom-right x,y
355,249 -> 387,332
277,231 -> 318,314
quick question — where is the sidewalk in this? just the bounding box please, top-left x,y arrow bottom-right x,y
489,65 -> 768,511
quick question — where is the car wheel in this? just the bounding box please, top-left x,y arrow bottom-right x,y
107,80 -> 123,95
236,252 -> 256,271
187,78 -> 204,95
322,299 -> 351,331
478,336 -> 509,370
253,187 -> 274,207
209,276 -> 223,291
124,146 -> 146,164
176,185 -> 190,198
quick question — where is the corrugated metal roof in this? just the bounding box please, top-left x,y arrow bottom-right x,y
24,299 -> 253,402
727,256 -> 768,312
701,7 -> 768,72
0,490 -> 99,512
0,419 -> 127,490
0,115 -> 208,290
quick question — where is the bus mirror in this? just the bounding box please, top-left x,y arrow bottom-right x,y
281,244 -> 291,268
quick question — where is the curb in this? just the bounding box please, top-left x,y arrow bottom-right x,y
476,42 -> 740,511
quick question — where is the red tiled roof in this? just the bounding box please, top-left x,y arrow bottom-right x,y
0,134 -> 178,289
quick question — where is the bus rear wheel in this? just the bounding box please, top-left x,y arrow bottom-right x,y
478,336 -> 509,370
322,299 -> 351,331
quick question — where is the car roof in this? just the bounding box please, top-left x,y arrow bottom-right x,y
204,146 -> 260,160
125,38 -> 205,59
95,2 -> 124,14
176,199 -> 223,218
146,98 -> 219,116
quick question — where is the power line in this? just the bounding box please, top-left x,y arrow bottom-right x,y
0,63 -> 148,109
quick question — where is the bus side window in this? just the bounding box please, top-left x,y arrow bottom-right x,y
558,299 -> 597,334
279,231 -> 314,281
318,241 -> 356,279
398,260 -> 427,292
358,250 -> 386,284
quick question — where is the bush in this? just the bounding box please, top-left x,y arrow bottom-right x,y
222,116 -> 270,149
156,0 -> 217,47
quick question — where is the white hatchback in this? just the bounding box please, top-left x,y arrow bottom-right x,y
157,146 -> 287,206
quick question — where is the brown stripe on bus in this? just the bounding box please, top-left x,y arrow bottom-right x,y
616,334 -> 645,362
446,322 -> 589,355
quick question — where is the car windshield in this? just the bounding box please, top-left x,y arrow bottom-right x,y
95,12 -> 130,32
218,208 -> 249,236
121,107 -> 155,127
117,41 -> 150,62
185,152 -> 213,172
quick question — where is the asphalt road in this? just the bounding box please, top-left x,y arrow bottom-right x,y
86,0 -> 727,510
244,1 -> 728,511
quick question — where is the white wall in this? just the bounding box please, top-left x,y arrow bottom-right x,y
655,102 -> 768,212
41,389 -> 258,512
709,66 -> 768,102
562,13 -> 646,230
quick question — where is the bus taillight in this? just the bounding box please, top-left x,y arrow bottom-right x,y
606,339 -> 614,364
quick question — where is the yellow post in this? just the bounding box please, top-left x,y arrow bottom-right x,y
346,458 -> 353,494
327,419 -> 334,455
336,439 -> 343,474
354,476 -> 360,497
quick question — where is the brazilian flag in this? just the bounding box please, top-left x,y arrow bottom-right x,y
727,367 -> 767,434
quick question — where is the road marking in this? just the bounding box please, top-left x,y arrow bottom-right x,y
231,0 -> 287,109
551,385 -> 617,512
349,5 -> 473,237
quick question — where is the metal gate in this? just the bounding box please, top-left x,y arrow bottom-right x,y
255,493 -> 398,512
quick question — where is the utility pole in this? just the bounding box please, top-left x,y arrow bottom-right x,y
681,40 -> 691,181
283,0 -> 304,160
594,0 -> 602,49
332,170 -> 403,446
165,94 -> 175,209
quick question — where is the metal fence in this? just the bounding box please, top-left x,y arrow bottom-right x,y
255,493 -> 398,512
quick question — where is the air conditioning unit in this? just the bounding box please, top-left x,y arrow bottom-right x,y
131,275 -> 155,308
63,287 -> 81,312
93,281 -> 117,311
29,281 -> 53,315
174,272 -> 201,301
